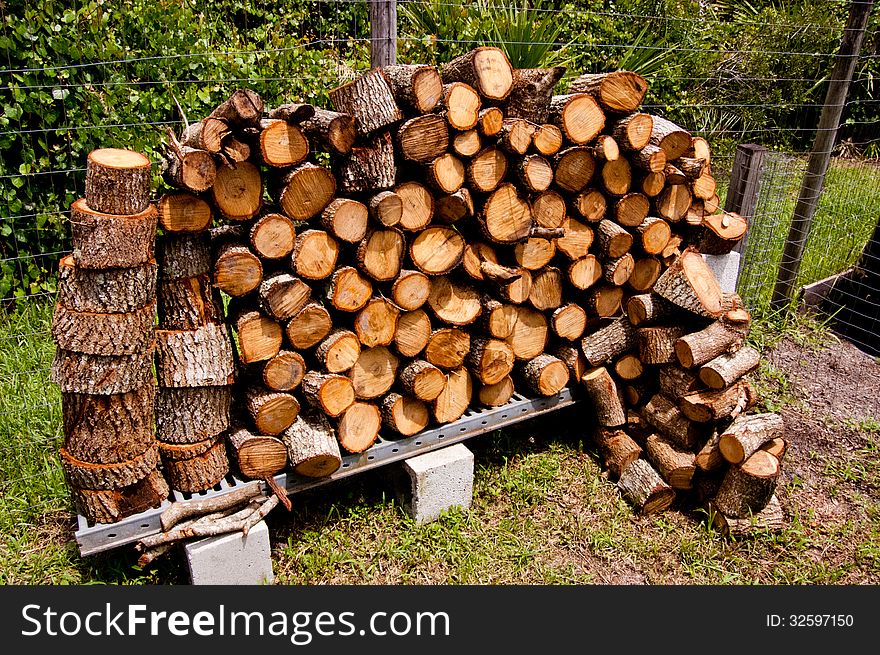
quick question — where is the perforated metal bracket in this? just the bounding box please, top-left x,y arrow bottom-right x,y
74,388 -> 582,557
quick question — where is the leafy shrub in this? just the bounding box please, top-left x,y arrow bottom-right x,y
0,0 -> 368,302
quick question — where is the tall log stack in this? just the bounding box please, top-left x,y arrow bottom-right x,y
52,48 -> 785,533
50,148 -> 168,524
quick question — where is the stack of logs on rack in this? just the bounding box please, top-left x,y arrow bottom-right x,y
53,45 -> 785,536
50,149 -> 168,523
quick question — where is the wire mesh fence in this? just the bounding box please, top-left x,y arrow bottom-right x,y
0,0 -> 878,532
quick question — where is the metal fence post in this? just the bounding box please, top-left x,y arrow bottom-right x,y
369,0 -> 398,68
770,0 -> 874,310
724,143 -> 768,286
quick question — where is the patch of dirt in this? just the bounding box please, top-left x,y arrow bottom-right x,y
766,336 -> 879,540
768,336 -> 880,426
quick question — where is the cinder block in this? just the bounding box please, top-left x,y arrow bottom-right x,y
402,443 -> 474,524
703,251 -> 741,294
184,520 -> 273,585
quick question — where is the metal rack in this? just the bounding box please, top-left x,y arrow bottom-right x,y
74,388 -> 583,556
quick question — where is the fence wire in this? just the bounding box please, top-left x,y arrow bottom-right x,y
0,0 -> 878,532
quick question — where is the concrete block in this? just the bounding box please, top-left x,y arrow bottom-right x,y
184,520 -> 273,585
702,251 -> 741,294
402,443 -> 474,524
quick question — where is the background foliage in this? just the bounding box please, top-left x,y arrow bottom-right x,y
1,0 -> 877,301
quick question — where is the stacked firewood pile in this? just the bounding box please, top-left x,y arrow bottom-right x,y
50,149 -> 169,523
53,46 -> 785,537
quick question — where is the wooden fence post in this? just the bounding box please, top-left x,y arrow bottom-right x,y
370,0 -> 398,69
724,143 -> 767,284
770,0 -> 874,310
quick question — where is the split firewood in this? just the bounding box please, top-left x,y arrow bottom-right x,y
394,309 -> 433,358
505,67 -> 566,123
655,184 -> 692,222
675,319 -> 748,369
710,494 -> 784,537
70,199 -> 157,269
617,459 -> 676,515
399,359 -> 447,401
440,82 -> 481,130
337,402 -> 382,452
245,387 -> 300,436
645,433 -> 696,490
227,427 -> 289,479
653,247 -> 723,318
383,63 -> 443,114
507,306 -> 549,360
329,68 -> 403,135
369,190 -> 403,227
442,46 -> 514,102
432,367 -> 473,424
549,94 -> 605,145
593,427 -> 643,478
581,366 -> 626,426
568,71 -> 648,113
282,410 -> 342,478
554,146 -> 595,193
712,450 -> 780,518
641,393 -> 706,450
718,412 -> 785,465
285,302 -> 333,350
679,379 -> 757,423
299,108 -> 356,155
301,372 -> 356,418
235,311 -> 283,364
381,393 -> 430,436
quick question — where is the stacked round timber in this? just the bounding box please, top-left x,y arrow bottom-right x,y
158,437 -> 229,493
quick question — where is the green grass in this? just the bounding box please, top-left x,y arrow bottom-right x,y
0,300 -> 66,527
728,156 -> 880,312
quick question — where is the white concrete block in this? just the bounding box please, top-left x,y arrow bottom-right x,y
184,520 -> 273,585
702,251 -> 741,294
403,443 -> 474,524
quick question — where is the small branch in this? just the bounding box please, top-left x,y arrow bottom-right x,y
160,480 -> 263,531
242,495 -> 280,536
264,475 -> 292,512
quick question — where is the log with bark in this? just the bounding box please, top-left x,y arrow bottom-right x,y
617,459 -> 676,515
282,410 -> 343,478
